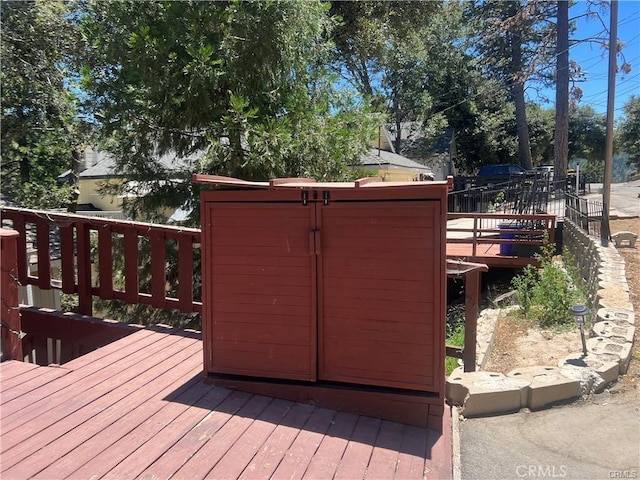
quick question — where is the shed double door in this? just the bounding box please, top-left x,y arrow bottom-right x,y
203,191 -> 443,392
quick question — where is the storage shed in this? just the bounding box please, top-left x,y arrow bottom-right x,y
194,175 -> 451,429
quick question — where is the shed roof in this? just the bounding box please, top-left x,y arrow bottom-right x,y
193,174 -> 452,191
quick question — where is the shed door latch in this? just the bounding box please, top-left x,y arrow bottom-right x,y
323,191 -> 330,205
301,190 -> 308,206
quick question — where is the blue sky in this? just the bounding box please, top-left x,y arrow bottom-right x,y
533,0 -> 640,120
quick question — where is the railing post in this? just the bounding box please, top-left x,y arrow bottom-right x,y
76,223 -> 93,316
463,269 -> 481,372
1,229 -> 23,361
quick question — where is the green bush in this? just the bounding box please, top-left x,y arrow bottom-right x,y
511,242 -> 585,329
445,323 -> 465,375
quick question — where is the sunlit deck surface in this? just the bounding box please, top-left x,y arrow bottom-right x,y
446,242 -> 536,268
1,326 -> 451,480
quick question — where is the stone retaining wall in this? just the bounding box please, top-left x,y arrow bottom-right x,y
562,218 -> 632,312
446,218 -> 636,417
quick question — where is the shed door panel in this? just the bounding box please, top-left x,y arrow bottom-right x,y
317,201 -> 442,391
205,202 -> 317,381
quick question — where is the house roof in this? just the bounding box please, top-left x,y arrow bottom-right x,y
78,154 -> 120,179
381,123 -> 454,160
79,151 -> 202,179
359,149 -> 434,174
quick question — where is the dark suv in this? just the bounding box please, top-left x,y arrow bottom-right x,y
477,164 -> 526,186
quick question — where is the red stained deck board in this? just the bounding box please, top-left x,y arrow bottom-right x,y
171,394 -> 274,480
333,415 -> 382,480
423,407 -> 454,480
60,325 -> 157,369
447,243 -> 536,268
1,334 -> 197,458
204,398 -> 294,479
237,402 -> 316,480
100,385 -> 233,480
366,420 -> 405,479
138,390 -> 254,480
301,410 -> 359,479
0,360 -> 40,380
0,326 -> 453,480
1,329 -> 186,428
33,349 -> 205,479
1,365 -> 70,404
270,407 -> 337,480
1,337 -> 202,476
393,424 -> 430,480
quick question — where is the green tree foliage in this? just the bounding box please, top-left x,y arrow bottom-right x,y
80,0 -> 375,223
77,0 -> 377,326
526,103 -> 555,166
617,96 -> 640,171
329,1 -> 439,104
567,105 -> 606,182
329,0 -> 445,151
464,1 -> 557,171
1,0 -> 84,208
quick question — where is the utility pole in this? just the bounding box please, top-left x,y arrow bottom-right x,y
554,0 -> 569,186
602,0 -> 618,246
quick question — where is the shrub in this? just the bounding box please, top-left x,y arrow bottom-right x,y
445,323 -> 465,375
511,242 -> 585,329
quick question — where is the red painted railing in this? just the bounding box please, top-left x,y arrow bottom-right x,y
1,229 -> 23,361
446,212 -> 557,256
0,207 -> 202,317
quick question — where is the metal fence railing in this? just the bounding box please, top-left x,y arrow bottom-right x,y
448,178 -> 574,216
564,192 -> 606,238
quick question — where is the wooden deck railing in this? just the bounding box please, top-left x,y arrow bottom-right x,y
2,207 -> 554,371
0,207 -> 202,317
447,212 -> 556,256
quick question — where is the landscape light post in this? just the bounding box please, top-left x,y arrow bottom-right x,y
569,304 -> 590,357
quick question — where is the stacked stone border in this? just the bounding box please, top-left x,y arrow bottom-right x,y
446,218 -> 636,417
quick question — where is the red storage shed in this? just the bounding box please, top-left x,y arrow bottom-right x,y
194,175 -> 451,429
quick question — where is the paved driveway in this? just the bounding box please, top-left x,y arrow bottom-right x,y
459,388 -> 640,480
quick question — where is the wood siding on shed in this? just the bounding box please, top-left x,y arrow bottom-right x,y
199,179 -> 448,404
317,201 -> 441,391
203,201 -> 317,381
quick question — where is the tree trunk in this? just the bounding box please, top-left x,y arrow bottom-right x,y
554,0 -> 569,185
512,82 -> 533,171
394,119 -> 402,154
67,147 -> 82,213
509,25 -> 533,171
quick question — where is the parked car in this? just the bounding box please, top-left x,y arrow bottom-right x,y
478,164 -> 526,177
476,164 -> 527,187
534,165 -> 554,178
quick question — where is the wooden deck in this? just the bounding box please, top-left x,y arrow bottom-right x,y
1,326 -> 452,480
446,242 -> 537,268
